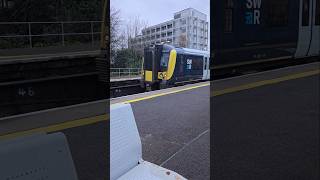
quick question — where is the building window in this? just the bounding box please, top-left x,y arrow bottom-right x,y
181,19 -> 187,25
181,27 -> 186,33
193,19 -> 197,25
266,0 -> 289,27
161,33 -> 166,37
174,13 -> 181,19
316,0 -> 320,25
224,0 -> 234,32
167,31 -> 173,36
151,29 -> 155,33
156,27 -> 160,32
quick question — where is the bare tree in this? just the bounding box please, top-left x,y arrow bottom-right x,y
125,16 -> 148,49
110,9 -> 148,68
110,7 -> 125,64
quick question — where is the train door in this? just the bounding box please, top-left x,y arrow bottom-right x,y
207,56 -> 211,80
295,0 -> 313,58
308,0 -> 319,56
178,54 -> 184,81
202,56 -> 209,80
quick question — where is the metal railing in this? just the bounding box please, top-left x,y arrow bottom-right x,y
110,68 -> 142,79
0,21 -> 102,48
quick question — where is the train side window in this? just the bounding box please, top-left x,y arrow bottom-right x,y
266,0 -> 289,27
316,0 -> 320,25
195,56 -> 204,70
179,55 -> 184,74
186,55 -> 203,70
204,57 -> 207,70
224,0 -> 234,33
302,0 -> 310,26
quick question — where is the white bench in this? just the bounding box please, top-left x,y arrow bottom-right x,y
110,103 -> 187,180
0,132 -> 78,180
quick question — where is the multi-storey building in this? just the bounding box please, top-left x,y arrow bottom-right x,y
130,8 -> 209,52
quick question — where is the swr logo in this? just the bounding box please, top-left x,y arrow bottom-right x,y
245,0 -> 261,25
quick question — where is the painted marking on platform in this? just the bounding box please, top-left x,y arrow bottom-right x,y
0,114 -> 108,140
123,83 -> 210,104
213,69 -> 320,97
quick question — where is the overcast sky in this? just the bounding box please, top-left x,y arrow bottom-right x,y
111,0 -> 210,26
111,0 -> 210,44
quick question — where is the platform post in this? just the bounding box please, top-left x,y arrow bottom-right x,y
28,22 -> 32,48
91,21 -> 94,47
61,22 -> 65,46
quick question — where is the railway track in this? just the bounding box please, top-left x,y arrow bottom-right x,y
0,55 -> 107,118
110,78 -> 144,98
2,54 -> 317,115
110,56 -> 319,98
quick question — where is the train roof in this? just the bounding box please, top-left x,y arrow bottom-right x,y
159,44 -> 209,56
176,47 -> 210,56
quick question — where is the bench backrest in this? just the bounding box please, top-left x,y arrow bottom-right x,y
0,132 -> 78,180
110,103 -> 142,180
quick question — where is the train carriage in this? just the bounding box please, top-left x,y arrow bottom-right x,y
142,0 -> 319,89
142,44 -> 210,90
212,0 -> 319,67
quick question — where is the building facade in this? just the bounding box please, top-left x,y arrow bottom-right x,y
130,8 -> 208,52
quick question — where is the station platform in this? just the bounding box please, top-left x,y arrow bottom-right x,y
0,45 -> 100,65
0,100 -> 108,180
212,62 -> 320,180
0,61 -> 318,179
112,62 -> 319,180
111,82 -> 211,180
0,49 -> 100,65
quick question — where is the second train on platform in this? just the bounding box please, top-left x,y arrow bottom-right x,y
141,44 -> 210,90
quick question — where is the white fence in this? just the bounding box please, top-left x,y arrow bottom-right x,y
0,21 -> 102,48
110,68 -> 142,79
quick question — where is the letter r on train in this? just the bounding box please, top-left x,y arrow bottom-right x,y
245,0 -> 261,25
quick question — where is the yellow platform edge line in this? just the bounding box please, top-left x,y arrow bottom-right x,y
124,83 -> 210,104
213,69 -> 320,97
0,114 -> 109,140
2,69 -> 318,140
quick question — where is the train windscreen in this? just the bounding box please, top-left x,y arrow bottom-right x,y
160,52 -> 170,71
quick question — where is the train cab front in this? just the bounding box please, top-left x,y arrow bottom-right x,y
143,44 -> 176,90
